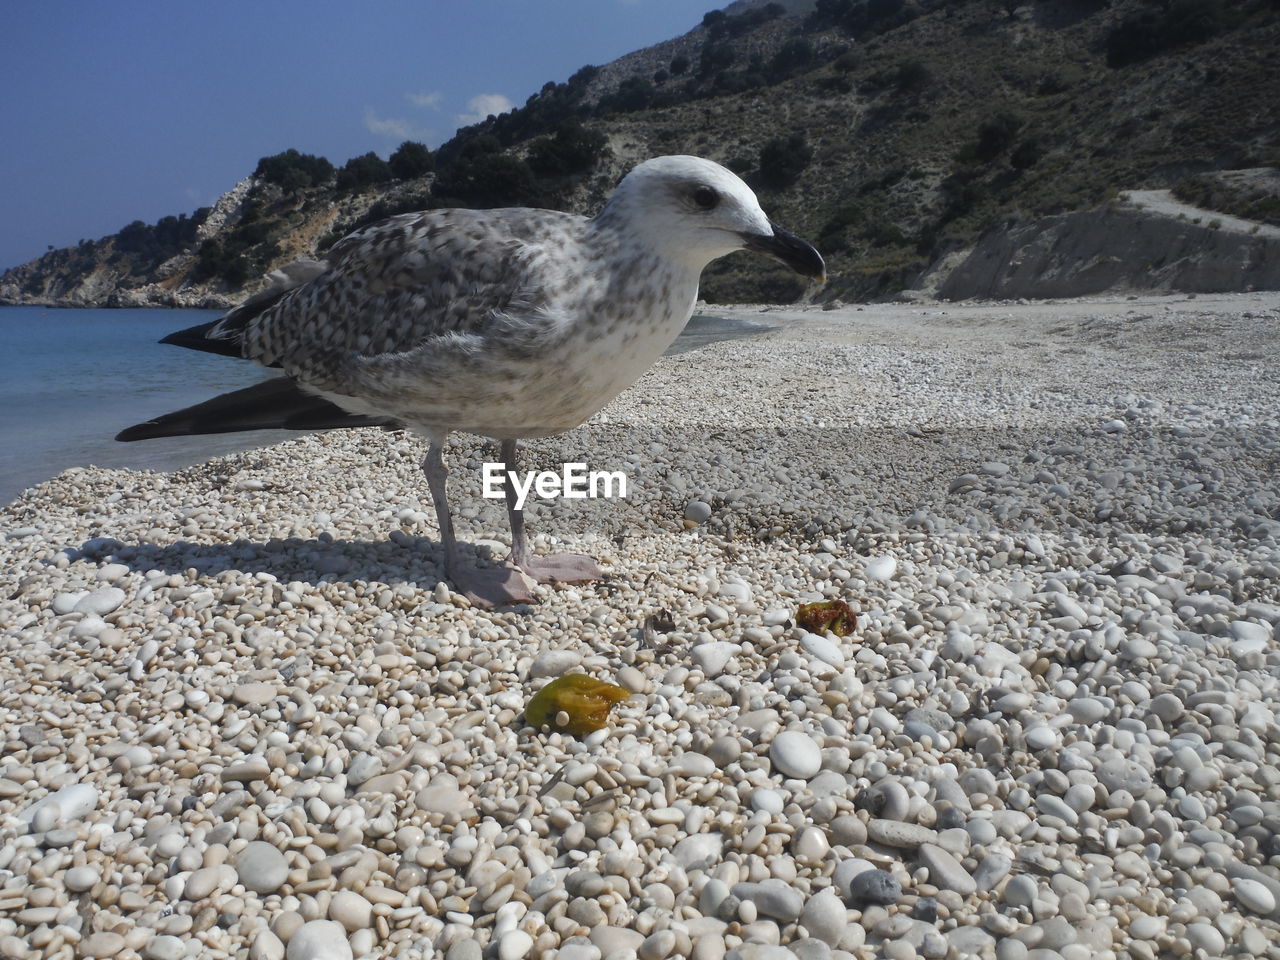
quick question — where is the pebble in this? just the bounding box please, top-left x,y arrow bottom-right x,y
233,681 -> 277,706
446,942 -> 483,960
859,781 -> 910,821
73,586 -> 126,616
80,932 -> 126,958
1128,915 -> 1163,940
867,819 -> 937,849
184,866 -> 224,900
1185,922 -> 1226,955
751,788 -> 784,814
799,631 -> 844,668
327,896 -> 373,931
800,889 -> 846,946
769,730 -> 823,779
1066,697 -> 1108,724
1231,876 -> 1276,915
918,843 -> 976,895
692,641 -> 739,678
865,556 -> 896,580
616,665 -> 648,693
590,927 -> 644,956
286,920 -> 353,960
673,833 -> 723,870
671,751 -> 717,778
251,931 -> 286,960
20,783 -> 98,825
1003,875 -> 1038,908
3,296 -> 1280,960
235,840 -> 289,894
732,880 -> 804,922
64,865 -> 98,892
685,500 -> 712,523
531,648 -> 581,677
146,936 -> 187,960
499,930 -> 535,960
847,869 -> 902,906
1024,726 -> 1058,750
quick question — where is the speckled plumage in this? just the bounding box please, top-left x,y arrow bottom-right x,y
207,199 -> 686,440
123,155 -> 825,606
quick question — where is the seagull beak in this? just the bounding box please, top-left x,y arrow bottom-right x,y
740,221 -> 826,283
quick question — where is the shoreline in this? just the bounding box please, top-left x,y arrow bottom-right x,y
2,292 -> 1279,959
0,310 -> 770,507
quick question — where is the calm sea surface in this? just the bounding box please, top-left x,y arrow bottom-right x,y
0,307 -> 773,506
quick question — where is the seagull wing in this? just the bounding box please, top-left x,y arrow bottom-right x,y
168,207 -> 587,394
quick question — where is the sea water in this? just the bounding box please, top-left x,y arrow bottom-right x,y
0,307 -> 775,505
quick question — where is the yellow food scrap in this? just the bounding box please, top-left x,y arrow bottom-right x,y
526,674 -> 631,736
796,599 -> 857,637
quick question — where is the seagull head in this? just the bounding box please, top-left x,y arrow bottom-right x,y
597,155 -> 826,283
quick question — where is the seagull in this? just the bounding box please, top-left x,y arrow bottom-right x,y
118,155 -> 825,606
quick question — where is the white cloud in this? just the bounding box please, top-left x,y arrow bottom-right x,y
407,90 -> 444,110
456,93 -> 514,125
363,107 -> 434,143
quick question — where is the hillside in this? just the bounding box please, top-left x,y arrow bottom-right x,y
3,0 -> 1278,307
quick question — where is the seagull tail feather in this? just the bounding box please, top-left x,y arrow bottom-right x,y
158,260 -> 328,361
159,318 -> 245,358
116,377 -> 398,441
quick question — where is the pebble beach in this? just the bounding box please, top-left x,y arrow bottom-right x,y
2,292 -> 1279,960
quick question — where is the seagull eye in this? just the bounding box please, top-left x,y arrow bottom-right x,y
693,186 -> 719,210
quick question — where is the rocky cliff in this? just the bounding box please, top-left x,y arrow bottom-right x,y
936,192 -> 1280,300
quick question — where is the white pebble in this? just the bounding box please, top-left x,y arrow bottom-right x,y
865,556 -> 896,580
769,731 -> 823,780
1232,877 -> 1276,915
286,920 -> 352,960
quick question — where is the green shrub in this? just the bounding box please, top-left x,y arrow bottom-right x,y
526,122 -> 609,177
336,152 -> 394,190
758,133 -> 813,190
388,141 -> 434,180
767,38 -> 815,82
434,152 -> 539,207
833,50 -> 862,74
1106,0 -> 1227,68
810,0 -> 918,36
597,77 -> 660,114
699,40 -> 737,77
567,65 -> 600,89
114,211 -> 205,266
1010,138 -> 1045,170
818,74 -> 855,95
975,113 -> 1023,162
254,149 -> 334,192
190,217 -> 280,288
894,60 -> 932,92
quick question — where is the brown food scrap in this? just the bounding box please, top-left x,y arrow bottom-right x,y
525,674 -> 631,737
796,599 -> 857,637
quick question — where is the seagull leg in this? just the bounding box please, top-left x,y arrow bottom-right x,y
501,439 -> 603,585
423,439 -> 534,608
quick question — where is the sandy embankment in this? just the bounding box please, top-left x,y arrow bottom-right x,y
0,293 -> 1278,960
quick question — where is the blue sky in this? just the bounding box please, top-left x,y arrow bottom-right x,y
0,1 -> 705,271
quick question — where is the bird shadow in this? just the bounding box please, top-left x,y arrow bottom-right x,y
78,532 -> 503,591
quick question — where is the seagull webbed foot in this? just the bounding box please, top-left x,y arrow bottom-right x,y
449,562 -> 538,608
516,553 -> 604,585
